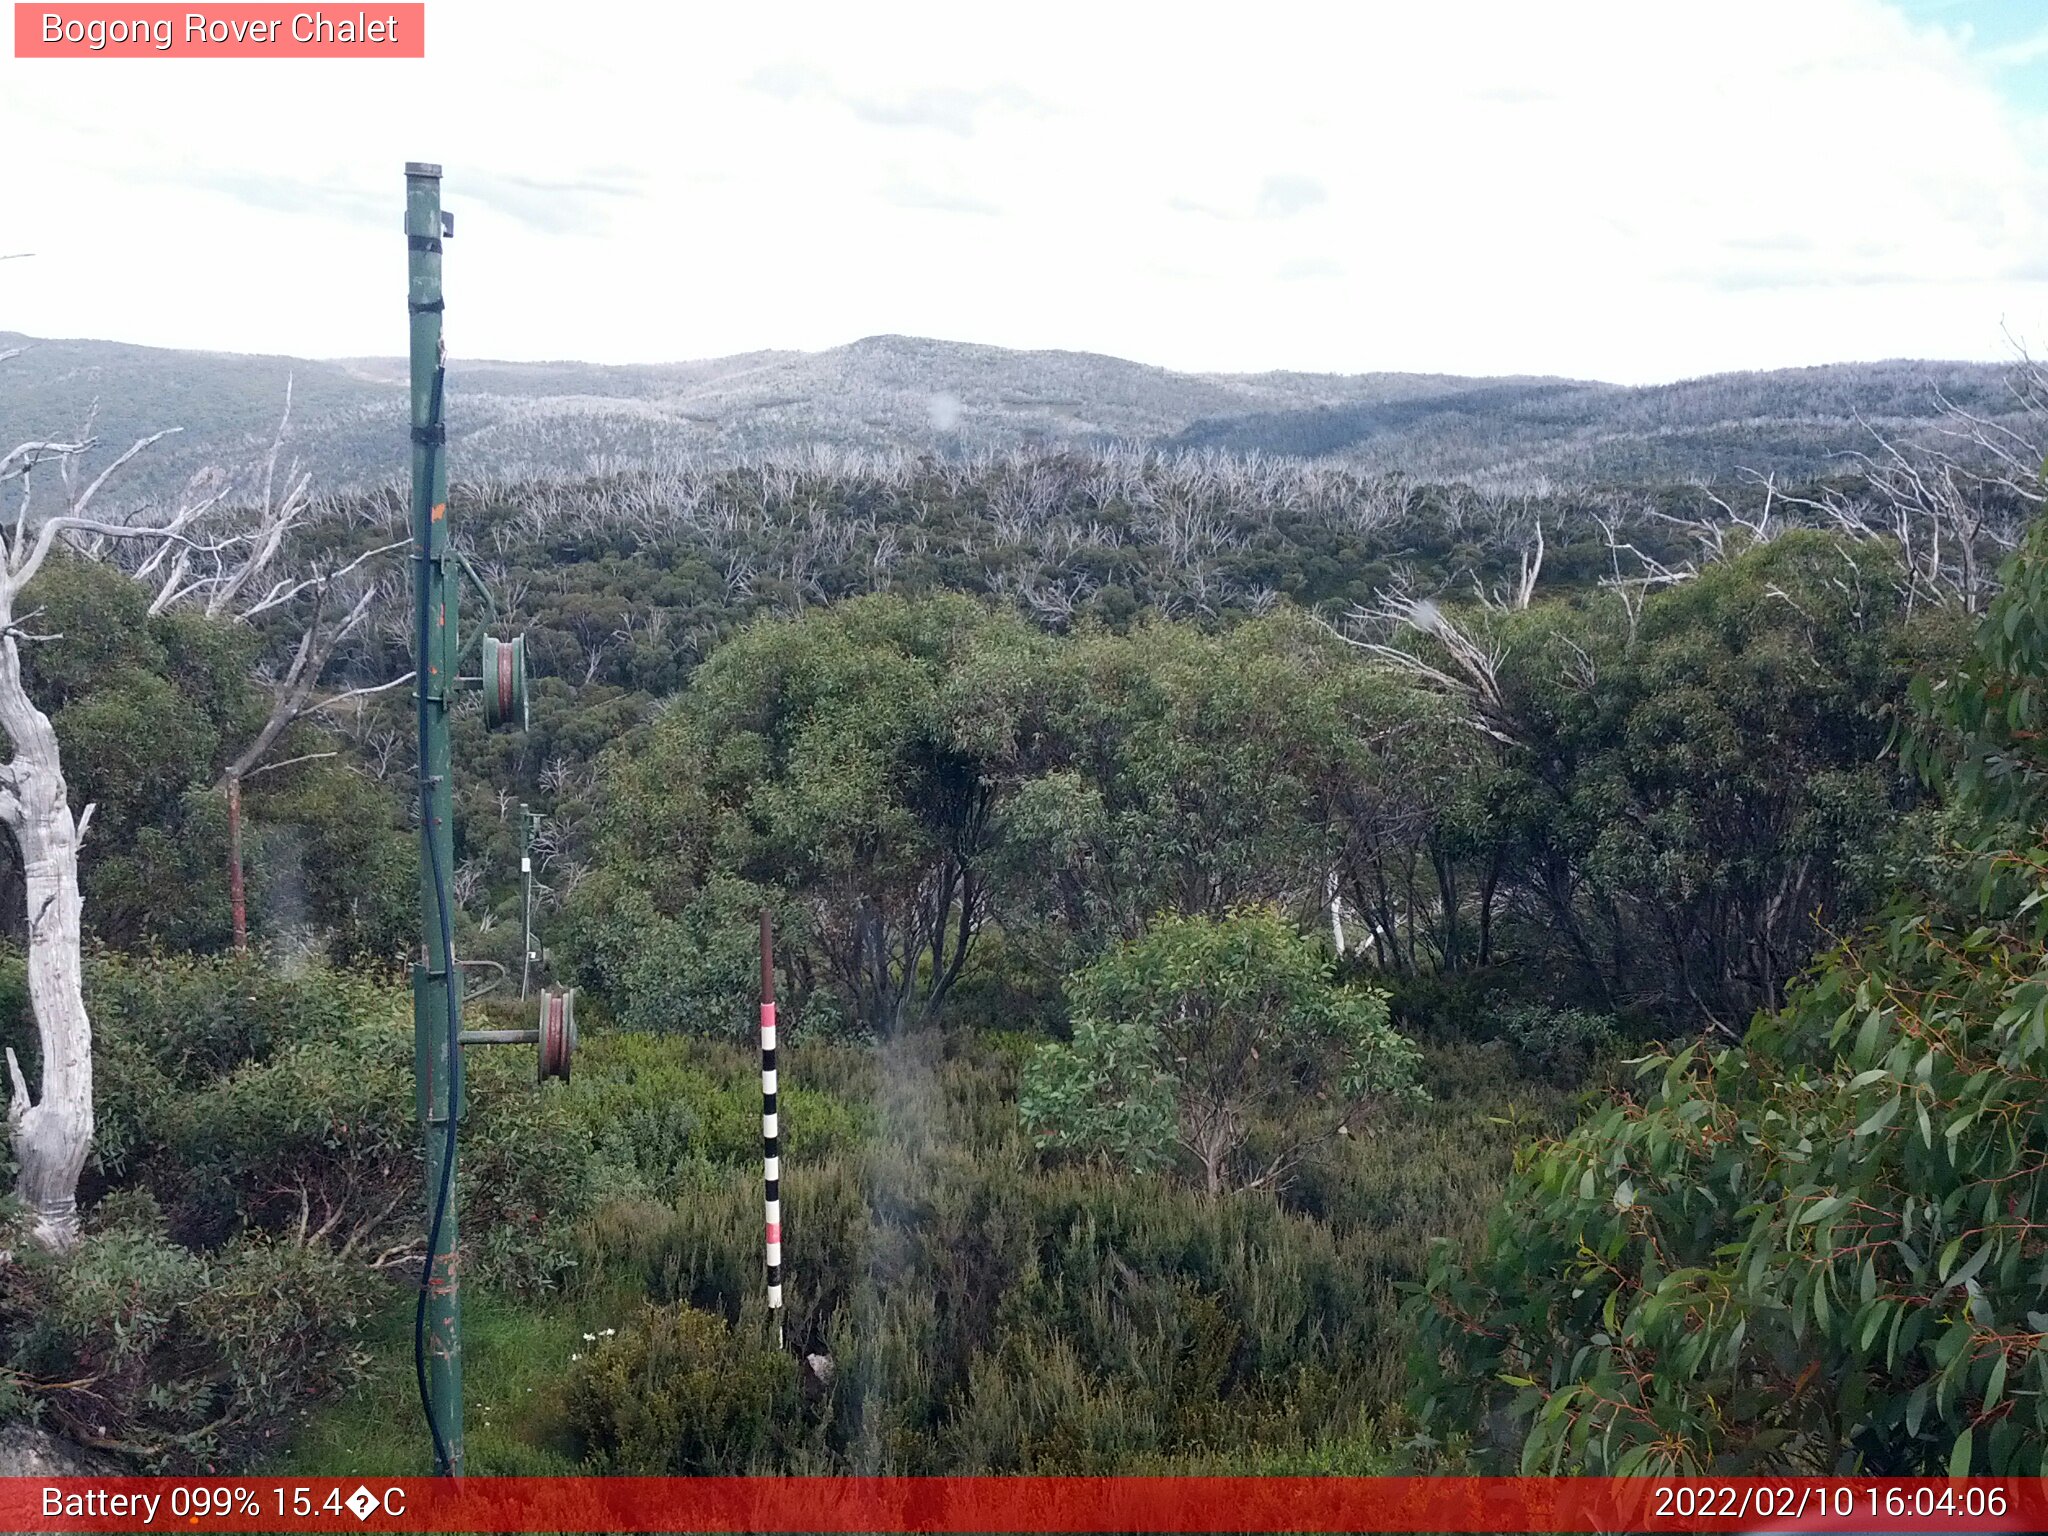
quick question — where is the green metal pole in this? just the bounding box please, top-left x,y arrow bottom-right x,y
406,160 -> 464,1477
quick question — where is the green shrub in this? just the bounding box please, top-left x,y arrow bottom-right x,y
564,1302 -> 801,1472
1380,967 -> 1520,1041
1408,897 -> 2048,1474
1497,1003 -> 1620,1082
1406,512 -> 2048,1475
563,1032 -> 866,1207
1021,909 -> 1424,1195
561,876 -> 781,1040
46,951 -> 588,1288
0,1200 -> 374,1470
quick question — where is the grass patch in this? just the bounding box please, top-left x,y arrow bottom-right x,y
273,1279 -> 641,1476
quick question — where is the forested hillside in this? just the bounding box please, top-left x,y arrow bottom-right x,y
1,367 -> 2045,1477
0,328 -> 2025,499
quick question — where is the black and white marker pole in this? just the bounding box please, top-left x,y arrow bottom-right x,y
760,908 -> 783,1349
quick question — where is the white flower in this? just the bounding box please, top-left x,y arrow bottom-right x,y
582,1332 -> 596,1341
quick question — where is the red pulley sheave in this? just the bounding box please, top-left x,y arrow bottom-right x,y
496,637 -> 514,720
480,634 -> 528,731
538,986 -> 576,1082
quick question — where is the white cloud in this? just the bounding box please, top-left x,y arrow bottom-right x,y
1,0 -> 2042,382
1983,26 -> 2048,68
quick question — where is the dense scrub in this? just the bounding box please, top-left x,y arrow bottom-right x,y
0,934 -> 1575,1475
567,533 -> 1954,1053
288,1027 -> 1572,1476
1409,516 -> 2048,1474
0,954 -> 581,1467
0,427 -> 2035,1476
33,449 -> 1990,1040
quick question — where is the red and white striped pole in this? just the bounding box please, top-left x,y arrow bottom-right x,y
760,908 -> 783,1350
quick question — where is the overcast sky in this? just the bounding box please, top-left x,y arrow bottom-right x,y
4,0 -> 2046,383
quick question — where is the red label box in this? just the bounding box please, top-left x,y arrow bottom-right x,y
14,3 -> 425,56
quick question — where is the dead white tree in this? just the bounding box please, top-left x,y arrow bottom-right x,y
1657,366 -> 2046,619
1336,585 -> 1521,746
1590,507 -> 1702,644
1774,401 -> 2042,616
102,389 -> 413,951
219,578 -> 411,951
1475,515 -> 1545,612
0,352 -> 418,1240
1512,517 -> 1544,608
0,406 -> 230,1249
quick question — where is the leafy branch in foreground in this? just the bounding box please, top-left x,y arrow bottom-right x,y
1409,510 -> 2048,1476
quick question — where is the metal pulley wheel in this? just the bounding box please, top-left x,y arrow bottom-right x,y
481,634 -> 528,731
537,986 -> 576,1082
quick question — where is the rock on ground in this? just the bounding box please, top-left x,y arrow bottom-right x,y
0,1424 -> 122,1477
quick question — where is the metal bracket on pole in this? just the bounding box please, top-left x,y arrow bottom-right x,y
451,545 -> 499,670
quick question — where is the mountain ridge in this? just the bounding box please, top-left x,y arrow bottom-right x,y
0,329 -> 2024,502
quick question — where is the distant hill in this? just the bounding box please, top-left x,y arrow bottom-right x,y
1169,360 -> 2029,485
0,330 -> 2022,505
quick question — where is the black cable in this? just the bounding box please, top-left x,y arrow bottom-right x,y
412,359 -> 462,1478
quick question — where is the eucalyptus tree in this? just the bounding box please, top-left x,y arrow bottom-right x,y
1346,529 -> 1939,1030
993,610 -> 1467,976
572,592 -> 1046,1036
1020,907 -> 1424,1196
1410,507 -> 2048,1477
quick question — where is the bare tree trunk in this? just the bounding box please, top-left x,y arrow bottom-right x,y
212,586 -> 405,955
226,772 -> 247,954
1477,848 -> 1501,967
0,371 -> 351,1252
0,631 -> 92,1251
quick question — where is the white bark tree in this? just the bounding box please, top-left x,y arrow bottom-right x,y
0,399 -> 228,1248
0,350 -> 416,1244
1337,584 -> 1522,747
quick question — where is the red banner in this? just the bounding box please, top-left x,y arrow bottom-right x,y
13,4 -> 424,57
2,1477 -> 2044,1532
